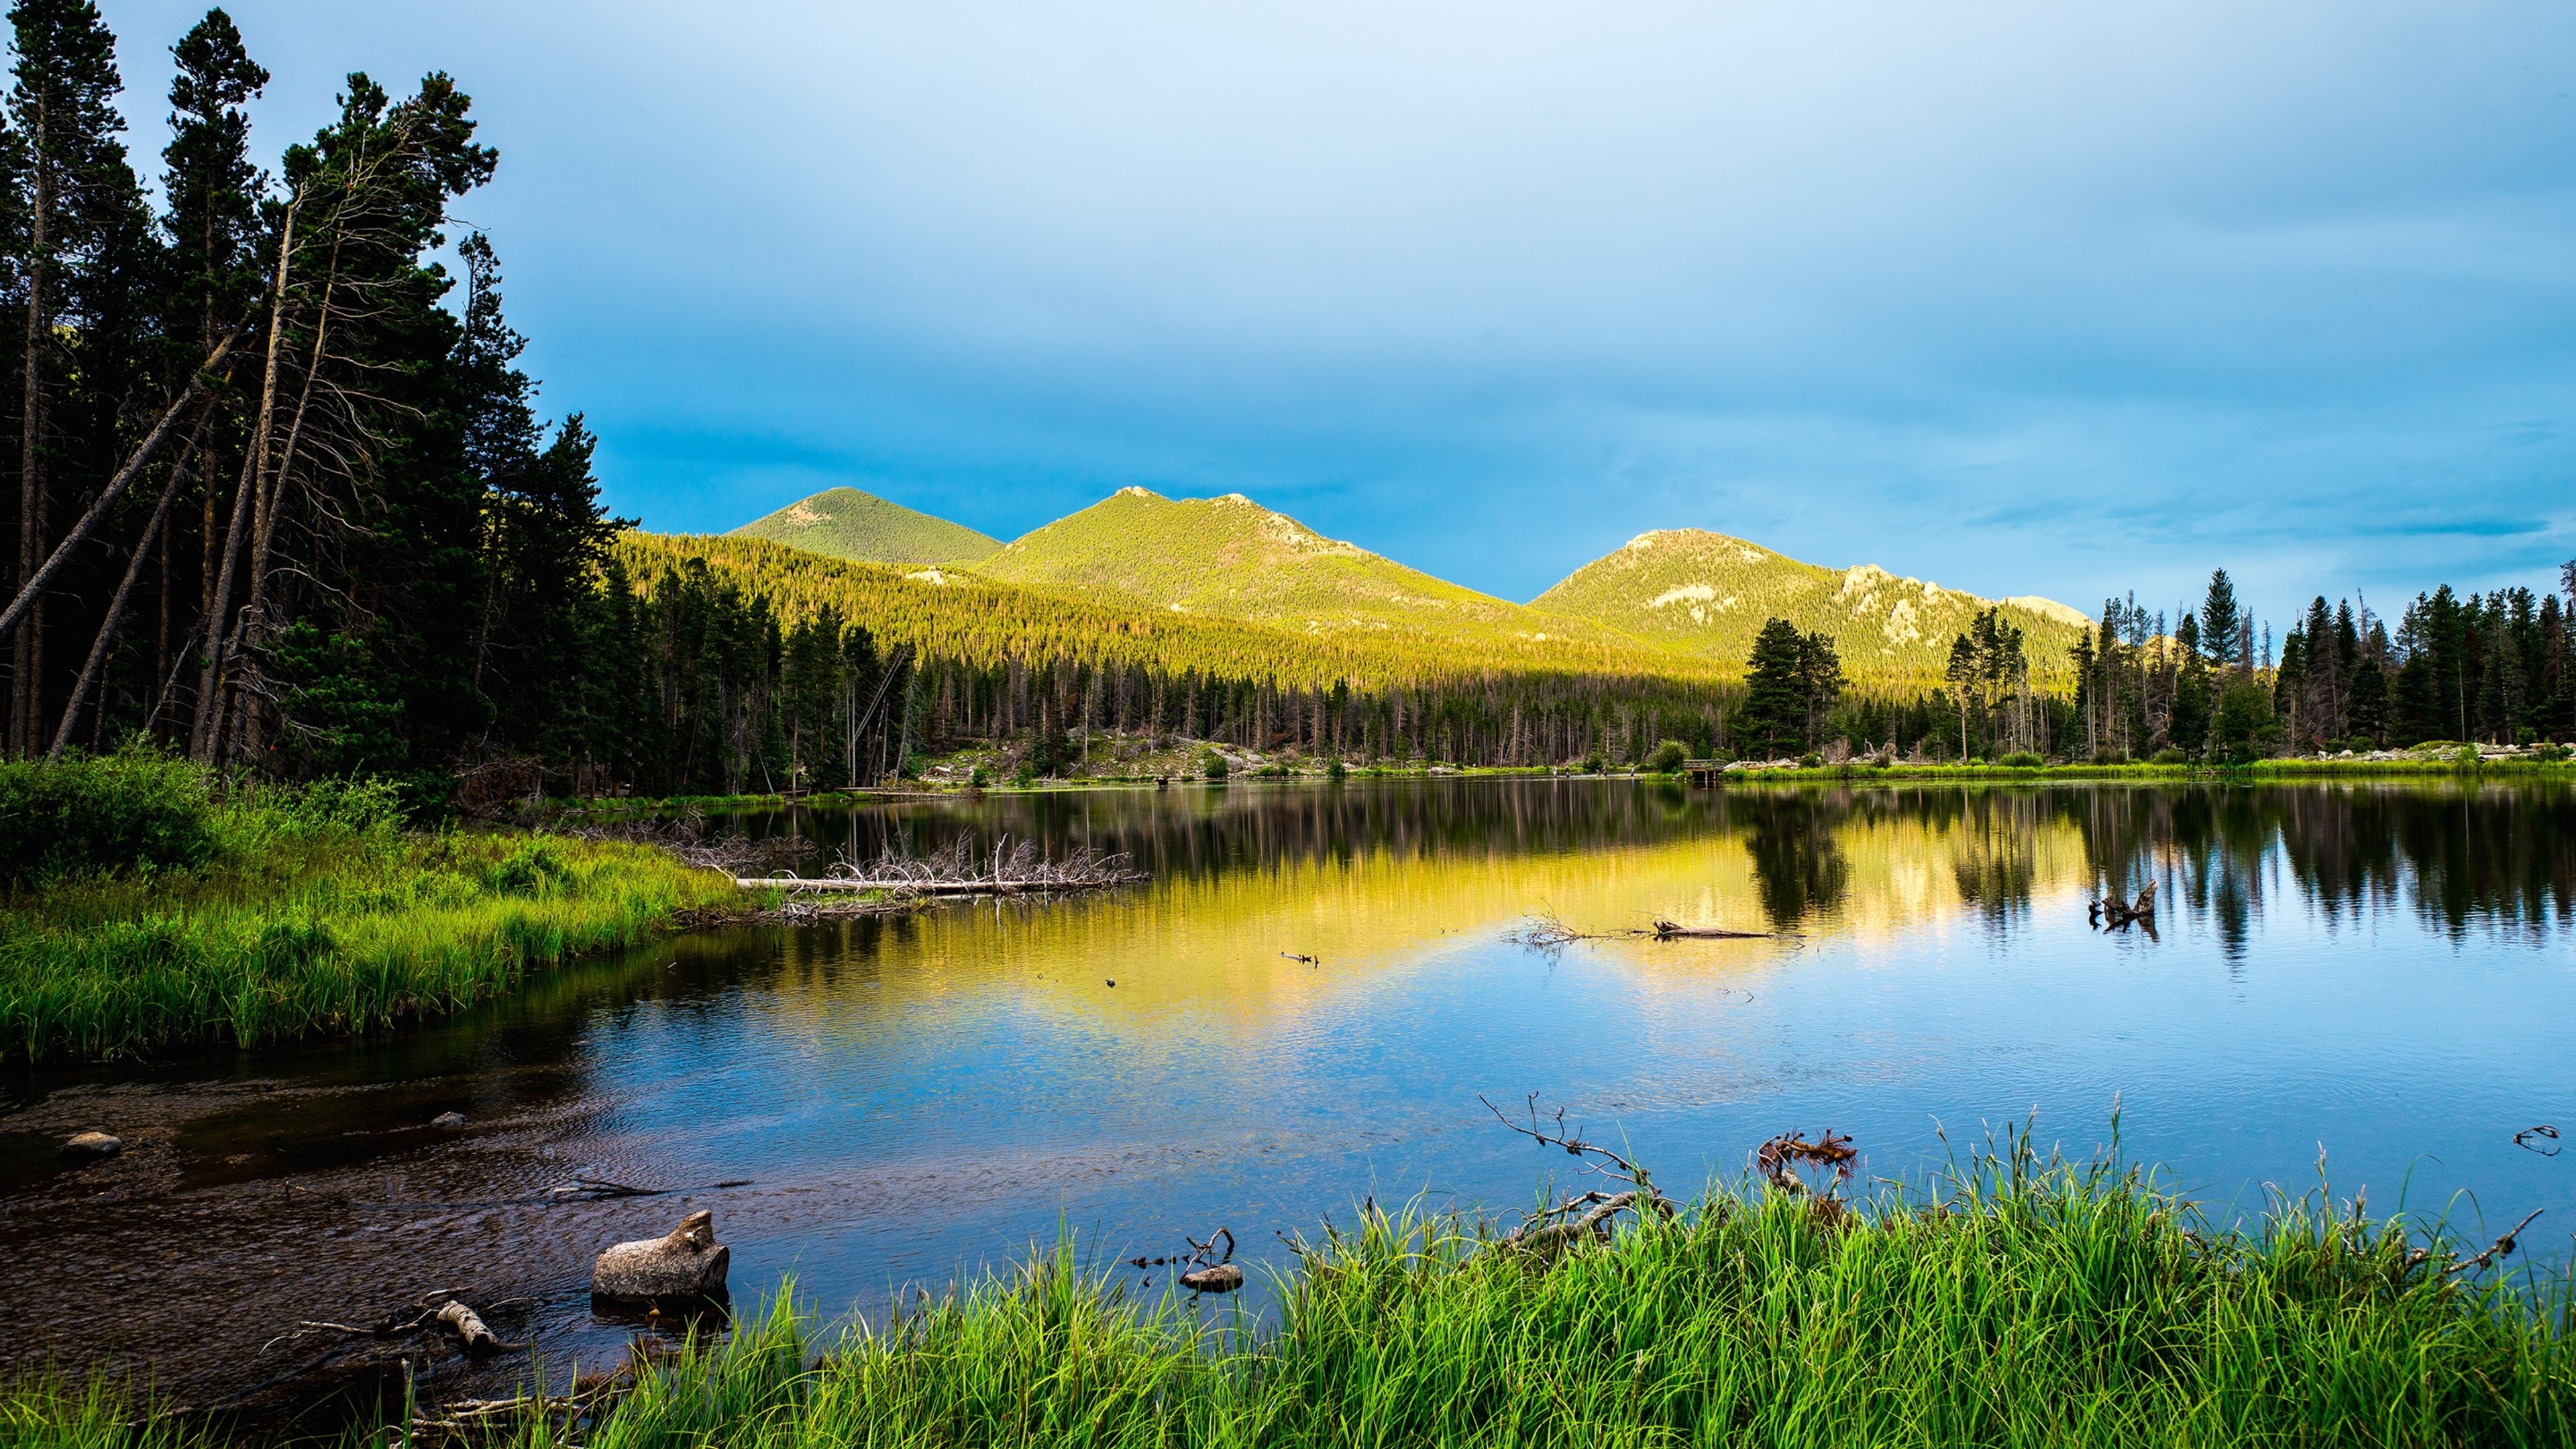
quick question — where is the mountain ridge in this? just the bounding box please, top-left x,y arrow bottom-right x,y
726,486 -> 2089,687
729,486 -> 1001,566
1532,528 -> 2086,687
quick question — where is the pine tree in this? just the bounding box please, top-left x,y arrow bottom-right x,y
2198,569 -> 2239,669
158,8 -> 266,729
7,0 -> 146,755
1739,616 -> 1806,758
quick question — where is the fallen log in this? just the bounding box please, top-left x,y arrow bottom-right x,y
1179,1263 -> 1244,1293
434,1299 -> 498,1355
1650,918 -> 1772,939
592,1210 -> 730,1303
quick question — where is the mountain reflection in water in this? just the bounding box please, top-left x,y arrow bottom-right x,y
1,777 -> 2567,1411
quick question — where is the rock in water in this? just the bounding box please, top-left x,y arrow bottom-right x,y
431,1111 -> 466,1129
1179,1263 -> 1244,1294
592,1210 -> 730,1301
62,1130 -> 121,1160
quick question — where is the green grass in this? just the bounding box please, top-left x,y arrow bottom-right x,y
0,765 -> 745,1062
32,1136 -> 2559,1448
1704,755 -> 2576,785
729,485 -> 1002,566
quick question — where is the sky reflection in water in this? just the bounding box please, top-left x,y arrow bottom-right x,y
2,777 -> 2568,1401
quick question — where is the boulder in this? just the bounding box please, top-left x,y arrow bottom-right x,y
431,1111 -> 466,1129
592,1210 -> 729,1301
62,1130 -> 121,1160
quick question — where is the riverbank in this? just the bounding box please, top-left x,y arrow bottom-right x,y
0,753 -> 750,1063
22,1142 -> 2573,1447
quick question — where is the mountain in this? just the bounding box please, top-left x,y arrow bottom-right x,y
729,486 -> 1000,566
973,487 -> 1646,653
620,531 -> 1727,692
1532,529 -> 2090,688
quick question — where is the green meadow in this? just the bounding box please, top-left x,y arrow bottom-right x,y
0,749 -> 743,1062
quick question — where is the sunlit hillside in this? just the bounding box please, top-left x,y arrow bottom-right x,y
1534,529 -> 2091,690
975,488 -> 1647,653
618,531 -> 1729,692
729,486 -> 1002,566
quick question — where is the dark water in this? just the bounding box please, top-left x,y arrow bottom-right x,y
4,777 -> 2571,1411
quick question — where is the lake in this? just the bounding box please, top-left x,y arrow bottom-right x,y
3,776 -> 2570,1413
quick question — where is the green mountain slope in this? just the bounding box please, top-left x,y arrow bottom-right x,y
975,488 -> 1643,653
619,531 -> 1727,691
1533,529 -> 2090,689
729,486 -> 1000,566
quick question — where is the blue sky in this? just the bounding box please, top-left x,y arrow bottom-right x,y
100,1 -> 2576,627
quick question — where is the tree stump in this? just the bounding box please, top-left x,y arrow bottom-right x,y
592,1210 -> 729,1301
1179,1263 -> 1243,1294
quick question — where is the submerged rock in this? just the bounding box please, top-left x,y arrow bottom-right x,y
431,1111 -> 466,1129
62,1130 -> 121,1160
592,1210 -> 730,1301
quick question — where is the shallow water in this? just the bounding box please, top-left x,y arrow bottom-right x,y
4,777 -> 2571,1411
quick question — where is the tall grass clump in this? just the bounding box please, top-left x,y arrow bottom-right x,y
0,749 -> 743,1061
9,1138 -> 2571,1444
0,1375 -> 217,1449
402,1138 -> 2576,1447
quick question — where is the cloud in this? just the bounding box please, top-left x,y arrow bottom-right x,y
101,0 -> 2576,624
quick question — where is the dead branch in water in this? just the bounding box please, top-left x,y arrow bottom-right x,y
749,835 -> 1144,895
261,1289 -> 533,1356
547,1175 -> 756,1201
2089,881 -> 2159,932
1505,910 -> 1783,949
2444,1208 -> 2545,1279
1482,1093 -> 1676,1258
1649,918 -> 1771,940
1757,1130 -> 1858,1198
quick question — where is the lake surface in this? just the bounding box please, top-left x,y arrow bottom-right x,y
4,777 -> 2571,1413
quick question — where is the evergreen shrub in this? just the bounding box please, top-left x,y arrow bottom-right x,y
0,746 -> 217,890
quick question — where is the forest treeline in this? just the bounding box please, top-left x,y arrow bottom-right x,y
0,1 -> 649,806
5,7 -> 2565,801
2063,567 -> 2575,764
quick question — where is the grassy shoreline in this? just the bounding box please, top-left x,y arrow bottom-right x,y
529,751 -> 2576,813
20,1142 -> 2574,1446
0,759 -> 750,1064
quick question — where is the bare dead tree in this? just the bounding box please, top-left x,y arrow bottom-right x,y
1481,1092 -> 1675,1258
47,431 -> 208,757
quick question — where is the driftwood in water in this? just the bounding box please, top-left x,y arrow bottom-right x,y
1650,918 -> 1771,940
1506,911 -> 1782,949
434,1299 -> 499,1355
2090,882 -> 2158,931
737,866 -> 1118,892
592,1210 -> 730,1301
749,835 -> 1143,896
1179,1263 -> 1244,1293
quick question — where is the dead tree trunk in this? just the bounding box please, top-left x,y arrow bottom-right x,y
191,197 -> 297,765
0,348 -> 235,645
13,121 -> 50,757
49,443 -> 200,758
